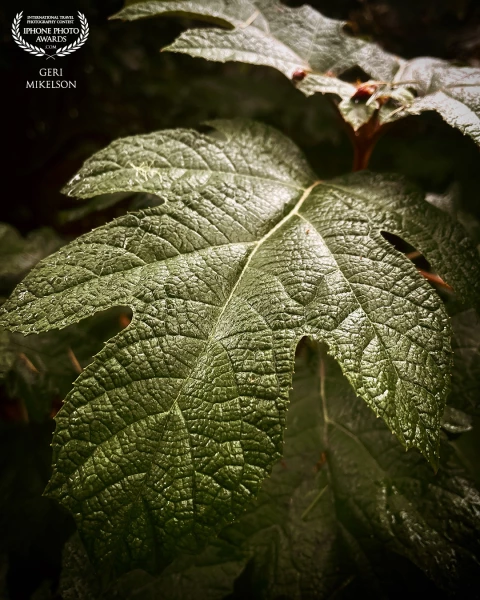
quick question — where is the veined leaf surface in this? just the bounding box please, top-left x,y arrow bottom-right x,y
2,120 -> 478,576
113,0 -> 401,81
114,0 -> 480,144
59,346 -> 480,598
385,58 -> 480,146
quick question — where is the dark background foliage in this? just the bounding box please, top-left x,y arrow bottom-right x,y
1,0 -> 480,598
2,0 -> 480,236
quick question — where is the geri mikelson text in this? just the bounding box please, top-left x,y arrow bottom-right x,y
26,68 -> 76,89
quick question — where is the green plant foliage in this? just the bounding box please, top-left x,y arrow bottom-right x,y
212,346 -> 480,597
0,224 -> 63,292
113,0 -> 401,81
0,223 -> 126,422
387,58 -> 480,143
0,309 -> 127,422
3,0 -> 480,594
114,0 -> 480,144
2,120 -> 479,577
58,346 -> 480,598
59,533 -> 245,600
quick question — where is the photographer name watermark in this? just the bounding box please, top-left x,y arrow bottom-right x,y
26,67 -> 76,89
12,12 -> 89,90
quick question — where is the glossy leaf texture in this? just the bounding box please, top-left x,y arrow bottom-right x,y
59,346 -> 480,598
219,346 -> 480,598
384,58 -> 480,145
113,0 -> 480,143
112,0 -> 401,81
1,120 -> 479,576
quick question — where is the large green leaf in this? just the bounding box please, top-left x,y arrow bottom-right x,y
323,172 -> 480,310
59,346 -> 480,598
112,0 -> 261,28
383,58 -> 480,146
218,345 -> 480,597
113,0 -> 480,143
1,120 -> 478,576
113,0 -> 401,81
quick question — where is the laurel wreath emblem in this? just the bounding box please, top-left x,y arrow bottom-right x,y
12,12 -> 89,59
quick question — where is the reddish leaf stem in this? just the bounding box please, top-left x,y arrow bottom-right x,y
327,97 -> 389,171
351,115 -> 388,172
418,269 -> 453,291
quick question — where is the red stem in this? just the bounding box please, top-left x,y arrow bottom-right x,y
351,114 -> 387,172
328,97 -> 388,172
